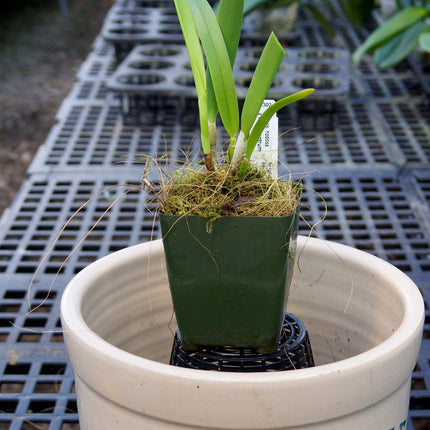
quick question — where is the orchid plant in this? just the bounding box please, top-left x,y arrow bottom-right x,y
173,0 -> 314,176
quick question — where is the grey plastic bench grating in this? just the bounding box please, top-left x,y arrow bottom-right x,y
28,97 -> 404,175
103,1 -> 375,62
1,169 -> 430,429
1,169 -> 429,285
0,174 -> 160,278
376,101 -> 430,165
0,274 -> 78,429
106,43 -> 350,106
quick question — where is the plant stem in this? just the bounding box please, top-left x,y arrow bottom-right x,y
230,130 -> 247,174
209,121 -> 217,169
205,153 -> 215,171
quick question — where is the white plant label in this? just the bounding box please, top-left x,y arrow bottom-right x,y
250,99 -> 278,178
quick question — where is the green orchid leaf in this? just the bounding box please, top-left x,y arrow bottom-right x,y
217,0 -> 244,64
189,0 -> 239,139
374,21 -> 427,68
245,88 -> 315,161
419,31 -> 430,52
173,0 -> 210,154
206,77 -> 217,126
207,0 -> 244,123
352,7 -> 429,63
241,32 -> 285,138
198,91 -> 210,155
173,0 -> 206,96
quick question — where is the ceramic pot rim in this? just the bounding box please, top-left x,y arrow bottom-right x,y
61,236 -> 424,427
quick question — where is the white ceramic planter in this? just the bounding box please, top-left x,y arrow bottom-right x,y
61,236 -> 424,430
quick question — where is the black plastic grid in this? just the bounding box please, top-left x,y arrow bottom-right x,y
413,170 -> 430,210
376,100 -> 430,165
317,8 -> 426,103
102,5 -> 184,62
411,344 -> 430,430
345,12 -> 424,102
308,33 -> 424,104
29,98 -> 401,175
102,2 -> 228,62
102,5 -> 300,63
2,168 -> 429,284
1,168 -> 429,287
76,36 -> 115,79
298,170 -> 430,288
102,0 -> 369,61
283,100 -> 394,165
74,39 -> 114,92
31,92 -> 417,175
63,37 -> 116,105
28,101 -> 206,174
67,79 -> 112,103
29,85 -> 412,173
101,0 -> 430,72
408,53 -> 430,99
293,4 -> 366,50
0,276 -> 78,430
0,168 -> 430,428
170,313 -> 315,372
351,60 -> 424,101
0,277 -> 68,345
0,174 -> 161,278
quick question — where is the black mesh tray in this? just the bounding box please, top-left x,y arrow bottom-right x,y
170,313 -> 315,372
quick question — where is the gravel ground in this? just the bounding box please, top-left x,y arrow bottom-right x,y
0,0 -> 114,218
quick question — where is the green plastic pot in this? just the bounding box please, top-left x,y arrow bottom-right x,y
160,211 -> 299,353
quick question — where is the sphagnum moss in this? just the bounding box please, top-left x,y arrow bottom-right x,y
158,165 -> 301,219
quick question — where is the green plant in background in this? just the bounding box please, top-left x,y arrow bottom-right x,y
353,0 -> 430,68
173,0 -> 313,176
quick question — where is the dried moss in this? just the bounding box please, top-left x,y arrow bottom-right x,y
157,165 -> 301,219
